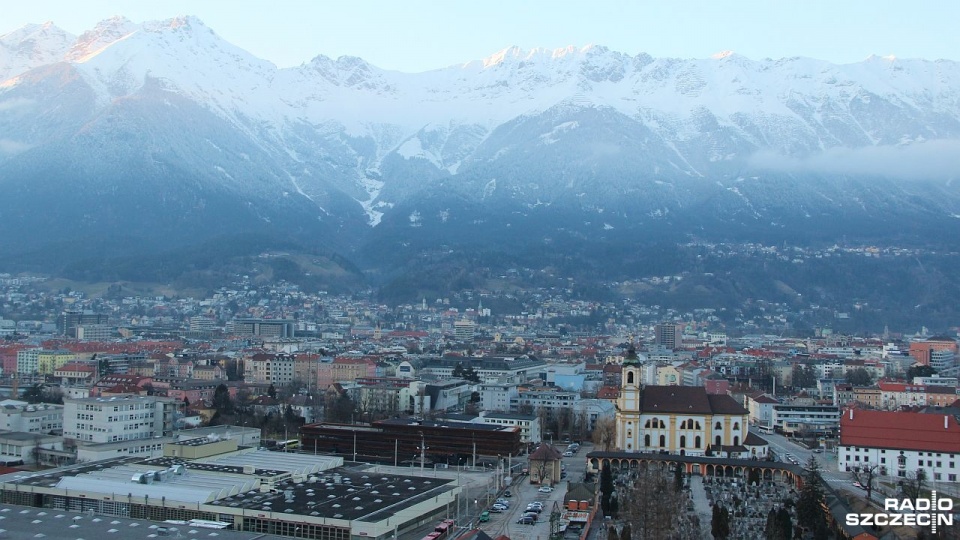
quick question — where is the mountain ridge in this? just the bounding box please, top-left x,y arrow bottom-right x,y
1,16 -> 960,303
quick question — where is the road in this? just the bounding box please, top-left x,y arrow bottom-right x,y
757,429 -> 889,505
479,443 -> 590,540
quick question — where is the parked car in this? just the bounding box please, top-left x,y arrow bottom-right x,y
517,515 -> 536,525
538,486 -> 554,493
495,498 -> 510,506
562,451 -> 574,457
479,511 -> 490,522
492,503 -> 507,511
525,505 -> 542,513
503,490 -> 513,498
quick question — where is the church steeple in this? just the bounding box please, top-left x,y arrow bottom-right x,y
616,345 -> 643,451
624,346 -> 640,366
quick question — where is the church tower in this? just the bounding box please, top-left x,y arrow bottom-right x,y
616,347 -> 643,451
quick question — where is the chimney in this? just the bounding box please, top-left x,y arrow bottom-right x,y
946,415 -> 949,430
849,409 -> 854,420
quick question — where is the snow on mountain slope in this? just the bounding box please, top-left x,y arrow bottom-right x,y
0,22 -> 75,82
2,16 -> 960,235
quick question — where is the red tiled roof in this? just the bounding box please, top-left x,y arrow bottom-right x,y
529,444 -> 563,461
597,386 -> 620,400
839,408 -> 960,453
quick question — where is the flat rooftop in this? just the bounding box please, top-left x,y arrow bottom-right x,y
207,469 -> 455,522
0,505 -> 284,540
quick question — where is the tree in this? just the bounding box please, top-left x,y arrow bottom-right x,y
797,457 -> 826,533
621,465 -> 688,539
674,464 -> 685,491
22,383 -> 45,404
851,462 -> 880,500
620,523 -> 632,540
592,416 -> 617,451
764,507 -> 792,540
748,467 -> 761,486
907,364 -> 937,380
600,465 -> 615,515
791,363 -> 817,388
901,468 -> 927,500
268,384 -> 277,400
845,367 -> 874,386
225,358 -> 244,381
212,384 -> 233,414
607,527 -> 620,540
711,504 -> 730,539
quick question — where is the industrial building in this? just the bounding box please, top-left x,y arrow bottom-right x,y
300,418 -> 522,464
0,435 -> 460,539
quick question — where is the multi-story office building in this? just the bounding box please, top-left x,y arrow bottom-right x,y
654,323 -> 680,350
418,356 -> 546,383
0,401 -> 63,434
63,395 -> 179,443
453,319 -> 476,341
57,310 -> 109,338
229,318 -> 295,338
772,404 -> 840,436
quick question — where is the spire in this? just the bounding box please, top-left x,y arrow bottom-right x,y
624,346 -> 640,365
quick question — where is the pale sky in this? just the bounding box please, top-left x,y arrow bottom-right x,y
3,0 -> 958,72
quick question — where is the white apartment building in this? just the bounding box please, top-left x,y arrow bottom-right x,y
16,348 -> 41,375
63,395 -> 178,444
0,400 -> 63,434
246,353 -> 296,386
478,412 -> 541,444
772,404 -> 840,435
480,382 -> 519,412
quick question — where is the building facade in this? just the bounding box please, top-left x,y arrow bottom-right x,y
63,395 -> 179,443
839,408 -> 960,484
616,352 -> 750,456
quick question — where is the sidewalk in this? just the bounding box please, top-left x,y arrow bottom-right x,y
688,476 -> 713,540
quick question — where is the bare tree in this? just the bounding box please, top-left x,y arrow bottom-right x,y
556,407 -> 571,441
592,416 -> 617,451
901,468 -> 927,500
850,462 -> 880,500
620,464 -> 693,540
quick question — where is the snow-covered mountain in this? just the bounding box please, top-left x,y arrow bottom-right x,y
1,16 -> 960,266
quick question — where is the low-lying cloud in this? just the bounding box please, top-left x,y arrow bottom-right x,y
0,139 -> 32,155
0,98 -> 36,112
748,139 -> 960,181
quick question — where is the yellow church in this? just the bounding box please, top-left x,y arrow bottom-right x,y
616,350 -> 750,456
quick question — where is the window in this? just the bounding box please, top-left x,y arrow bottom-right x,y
659,435 -> 665,447
715,421 -> 722,430
644,435 -> 650,447
695,436 -> 701,448
680,436 -> 686,448
715,435 -> 721,447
